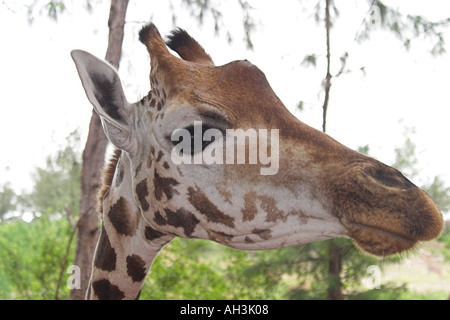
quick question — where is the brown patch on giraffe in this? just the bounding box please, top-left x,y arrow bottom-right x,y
242,191 -> 258,222
94,226 -> 116,272
288,209 -> 309,225
259,195 -> 286,223
97,148 -> 122,216
154,211 -> 164,224
153,169 -> 180,201
216,185 -> 233,204
244,236 -> 254,243
242,193 -> 288,223
163,162 -> 170,170
108,197 -> 136,236
156,100 -> 163,111
187,186 -> 235,228
154,208 -> 200,237
156,150 -> 164,162
144,225 -> 166,241
126,254 -> 147,283
135,179 -> 150,212
208,230 -> 233,243
139,95 -> 147,105
252,228 -> 272,240
149,98 -> 156,108
92,279 -> 125,300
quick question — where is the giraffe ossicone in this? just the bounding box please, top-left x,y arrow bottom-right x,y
71,23 -> 444,300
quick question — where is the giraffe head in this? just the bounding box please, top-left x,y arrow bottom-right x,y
72,23 -> 443,257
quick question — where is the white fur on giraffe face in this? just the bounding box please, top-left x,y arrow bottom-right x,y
138,169 -> 347,250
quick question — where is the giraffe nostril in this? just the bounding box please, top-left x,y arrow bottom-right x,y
365,165 -> 415,190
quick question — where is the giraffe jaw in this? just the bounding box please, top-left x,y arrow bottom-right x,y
183,209 -> 349,252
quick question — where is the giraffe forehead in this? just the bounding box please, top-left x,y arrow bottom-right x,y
146,58 -> 281,124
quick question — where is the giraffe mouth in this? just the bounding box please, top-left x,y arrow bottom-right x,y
330,164 -> 443,256
345,222 -> 417,256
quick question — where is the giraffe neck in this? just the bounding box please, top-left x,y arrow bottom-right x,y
88,150 -> 173,300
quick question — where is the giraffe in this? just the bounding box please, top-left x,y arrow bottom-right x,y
71,23 -> 444,299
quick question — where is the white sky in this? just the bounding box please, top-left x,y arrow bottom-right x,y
1,0 -> 450,217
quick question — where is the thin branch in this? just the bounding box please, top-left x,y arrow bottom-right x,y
54,205 -> 90,300
54,227 -> 77,299
322,0 -> 332,133
64,204 -> 76,229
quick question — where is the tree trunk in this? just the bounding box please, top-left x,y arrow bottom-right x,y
69,0 -> 129,300
322,0 -> 343,300
327,241 -> 343,300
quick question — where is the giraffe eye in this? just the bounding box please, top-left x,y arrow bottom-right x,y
170,124 -> 216,156
185,125 -> 215,155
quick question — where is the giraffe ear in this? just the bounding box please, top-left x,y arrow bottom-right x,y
71,50 -> 135,153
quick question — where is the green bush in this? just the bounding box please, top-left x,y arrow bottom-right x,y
0,216 -> 74,299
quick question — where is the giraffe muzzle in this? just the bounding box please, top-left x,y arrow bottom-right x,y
330,161 -> 444,256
